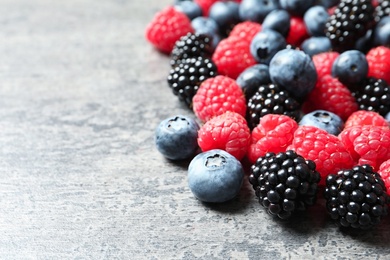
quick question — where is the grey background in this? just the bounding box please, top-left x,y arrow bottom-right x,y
0,0 -> 390,259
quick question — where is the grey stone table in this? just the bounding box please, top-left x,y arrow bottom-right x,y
1,0 -> 390,259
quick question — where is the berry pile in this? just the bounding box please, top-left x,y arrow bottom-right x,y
147,0 -> 390,230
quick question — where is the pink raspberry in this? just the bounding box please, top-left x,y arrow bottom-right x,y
197,111 -> 251,160
378,159 -> 390,196
366,46 -> 390,84
344,110 -> 389,129
312,51 -> 340,78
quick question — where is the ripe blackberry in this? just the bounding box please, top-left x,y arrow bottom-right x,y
325,0 -> 375,52
324,165 -> 389,229
249,150 -> 321,220
375,0 -> 390,23
352,77 -> 390,116
167,56 -> 217,107
246,83 -> 301,129
170,33 -> 214,68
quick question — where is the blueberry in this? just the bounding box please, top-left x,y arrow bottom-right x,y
355,30 -> 374,53
299,110 -> 344,135
188,149 -> 244,203
301,36 -> 331,56
262,9 -> 291,37
279,0 -> 316,16
174,1 -> 203,20
303,5 -> 329,36
250,29 -> 287,64
269,49 -> 318,101
191,17 -> 221,49
236,64 -> 271,100
316,0 -> 339,8
209,1 -> 241,37
155,115 -> 200,160
239,0 -> 280,23
331,50 -> 368,87
373,16 -> 390,47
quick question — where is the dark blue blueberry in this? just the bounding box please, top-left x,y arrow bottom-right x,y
209,1 -> 241,37
355,30 -> 374,53
331,50 -> 368,87
174,1 -> 203,20
386,111 -> 390,123
303,5 -> 329,36
301,36 -> 332,56
236,64 -> 271,100
316,0 -> 340,8
155,115 -> 199,160
191,17 -> 221,49
188,149 -> 244,203
299,110 -> 344,135
373,16 -> 390,47
239,0 -> 280,23
250,29 -> 287,64
279,0 -> 316,16
262,9 -> 291,37
269,49 -> 318,101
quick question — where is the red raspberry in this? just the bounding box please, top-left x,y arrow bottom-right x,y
247,114 -> 298,164
344,110 -> 389,129
194,0 -> 218,16
302,75 -> 358,121
145,6 -> 194,54
287,125 -> 354,185
197,111 -> 251,160
312,52 -> 339,78
366,46 -> 390,84
286,16 -> 309,47
339,125 -> 390,170
378,159 -> 390,195
229,21 -> 262,40
212,35 -> 257,79
193,75 -> 246,122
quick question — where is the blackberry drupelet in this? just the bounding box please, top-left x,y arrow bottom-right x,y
246,83 -> 301,129
375,0 -> 390,23
249,150 -> 321,220
325,0 -> 375,52
167,56 -> 217,107
170,33 -> 214,68
324,165 -> 389,229
352,77 -> 390,116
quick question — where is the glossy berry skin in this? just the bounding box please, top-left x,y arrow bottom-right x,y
373,16 -> 390,47
301,36 -> 332,56
236,64 -> 271,100
331,50 -> 369,88
174,1 -> 203,20
324,165 -> 389,229
280,0 -> 316,16
303,5 -> 329,36
250,29 -> 287,65
299,110 -> 344,135
239,0 -> 280,23
155,115 -> 200,160
262,9 -> 291,37
269,49 -> 318,101
188,149 -> 244,203
209,1 -> 241,37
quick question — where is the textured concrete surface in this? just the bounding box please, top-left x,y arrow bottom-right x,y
1,0 -> 390,259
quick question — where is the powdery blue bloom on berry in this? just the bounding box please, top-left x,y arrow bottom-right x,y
301,36 -> 332,56
239,0 -> 280,23
299,110 -> 344,136
250,29 -> 286,65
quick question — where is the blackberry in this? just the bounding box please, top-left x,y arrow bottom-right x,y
375,0 -> 390,23
325,0 -> 375,52
324,165 -> 389,229
167,56 -> 217,107
246,83 -> 301,129
352,77 -> 390,116
170,33 -> 214,68
249,150 -> 321,220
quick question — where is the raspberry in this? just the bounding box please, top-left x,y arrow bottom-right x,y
286,16 -> 309,47
194,0 -> 218,16
366,46 -> 390,84
247,114 -> 299,164
212,35 -> 257,79
145,6 -> 194,54
344,110 -> 389,129
229,21 -> 262,39
197,111 -> 251,160
302,75 -> 358,121
312,51 -> 340,78
378,159 -> 390,195
287,125 -> 354,185
193,75 -> 247,122
339,125 -> 390,170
